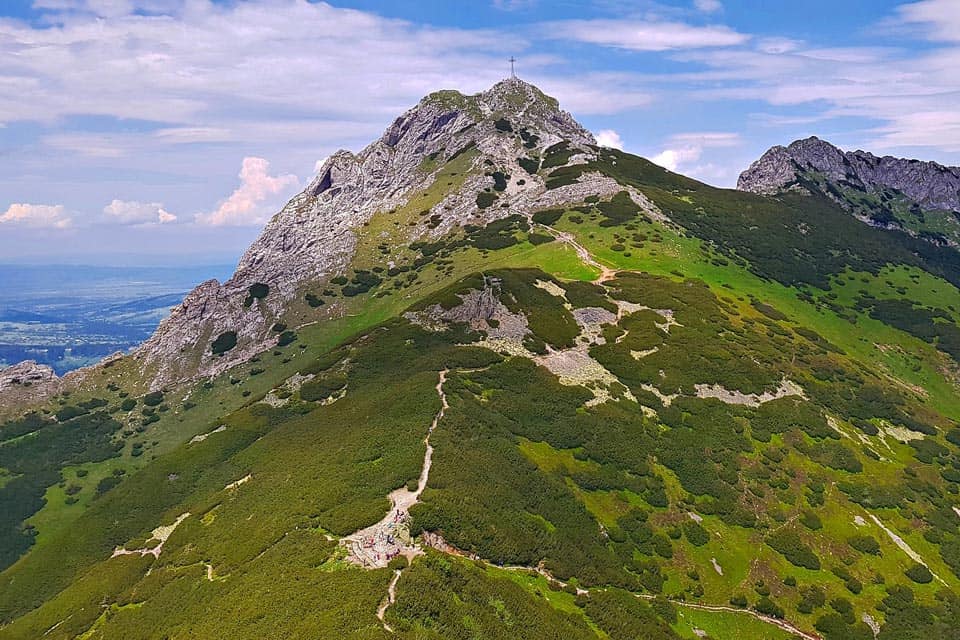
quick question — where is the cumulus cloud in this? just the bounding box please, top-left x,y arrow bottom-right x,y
196,157 -> 299,227
103,199 -> 176,225
0,203 -> 71,228
549,19 -> 749,51
651,148 -> 695,172
651,132 -> 740,172
594,129 -> 624,149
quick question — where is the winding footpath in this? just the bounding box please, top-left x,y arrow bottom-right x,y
419,531 -> 820,640
376,569 -> 403,632
343,370 -> 449,569
538,223 -> 617,284
349,302 -> 822,639
342,370 -> 449,631
633,594 -> 820,640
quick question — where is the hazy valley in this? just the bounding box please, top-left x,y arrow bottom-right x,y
0,265 -> 233,374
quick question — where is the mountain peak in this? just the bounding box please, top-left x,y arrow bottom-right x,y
402,78 -> 593,148
478,77 -> 561,112
421,78 -> 559,113
783,135 -> 842,156
736,137 -> 845,196
739,137 -> 960,210
738,136 -> 960,248
136,78 -> 601,388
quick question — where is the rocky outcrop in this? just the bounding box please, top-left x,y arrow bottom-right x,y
136,78 -> 601,389
0,361 -> 61,410
0,361 -> 57,392
738,136 -> 960,212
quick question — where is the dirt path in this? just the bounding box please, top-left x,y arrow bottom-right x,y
343,370 -> 448,568
376,568 -> 403,632
341,259 -> 822,637
632,594 -> 821,640
538,223 -> 617,284
420,532 -> 819,639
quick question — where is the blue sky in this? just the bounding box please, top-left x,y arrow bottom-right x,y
1,0 -> 958,265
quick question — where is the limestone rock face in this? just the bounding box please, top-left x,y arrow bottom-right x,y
738,136 -> 960,211
0,361 -> 57,393
136,78 -> 602,389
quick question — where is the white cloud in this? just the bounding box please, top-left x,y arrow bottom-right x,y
196,157 -> 299,227
756,37 -> 803,54
869,110 -> 960,152
103,199 -> 176,225
669,132 -> 741,147
694,0 -> 722,13
43,133 -> 129,158
594,129 -> 624,149
550,19 -> 749,51
314,157 -> 330,174
0,203 -> 71,228
0,1 -> 514,129
153,127 -> 234,144
668,29 -> 960,155
531,74 -> 653,114
651,148 -> 695,172
651,132 -> 740,172
32,0 -> 134,15
895,0 -> 960,42
4,0 -> 960,263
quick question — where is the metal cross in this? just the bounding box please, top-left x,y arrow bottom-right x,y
509,56 -> 517,78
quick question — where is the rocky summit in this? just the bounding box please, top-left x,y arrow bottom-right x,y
138,78 -> 616,389
738,137 -> 960,246
1,79 -> 960,640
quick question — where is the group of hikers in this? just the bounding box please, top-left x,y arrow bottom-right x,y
351,510 -> 410,566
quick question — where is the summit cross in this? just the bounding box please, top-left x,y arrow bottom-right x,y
509,56 -> 517,78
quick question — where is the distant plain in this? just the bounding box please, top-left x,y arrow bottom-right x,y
0,264 -> 233,373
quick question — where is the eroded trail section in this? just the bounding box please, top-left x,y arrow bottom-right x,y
111,513 -> 190,559
377,569 -> 403,632
343,370 -> 448,568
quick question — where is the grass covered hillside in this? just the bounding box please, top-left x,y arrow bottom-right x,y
1,86 -> 959,640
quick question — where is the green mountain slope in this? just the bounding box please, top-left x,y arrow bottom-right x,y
1,81 -> 959,640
